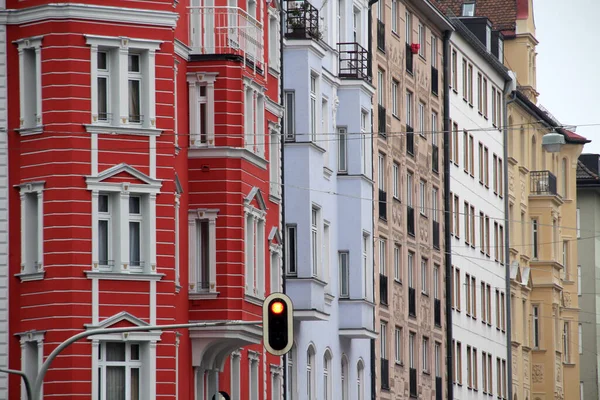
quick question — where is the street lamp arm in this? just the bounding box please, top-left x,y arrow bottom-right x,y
0,367 -> 32,400
30,320 -> 262,400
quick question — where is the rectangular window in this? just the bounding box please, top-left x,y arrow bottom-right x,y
563,322 -> 570,363
395,327 -> 402,363
462,58 -> 468,99
310,75 -> 318,141
20,186 -> 43,276
453,195 -> 459,237
394,244 -> 401,281
478,142 -> 484,183
466,273 -> 472,315
419,180 -> 426,215
268,15 -> 279,69
533,305 -> 540,348
532,219 -> 539,259
338,127 -> 348,173
379,239 -> 387,276
577,208 -> 581,238
270,128 -> 281,197
498,158 -> 503,196
432,187 -> 438,222
422,337 -> 429,372
467,64 -> 473,103
418,23 -> 425,57
469,134 -> 474,175
408,332 -> 415,368
286,225 -> 297,275
421,258 -> 428,294
431,112 -> 438,147
378,153 -> 386,191
492,87 -> 497,126
579,323 -> 583,354
18,42 -> 43,129
245,209 -> 265,298
380,322 -> 388,359
392,162 -> 400,199
284,91 -> 296,141
456,342 -> 462,384
377,69 -> 384,105
339,251 -> 349,298
483,78 -> 488,117
451,49 -> 458,89
493,154 -> 498,193
311,207 -> 320,277
98,342 -> 142,400
466,345 -> 472,388
453,123 -> 459,165
406,91 -> 413,126
431,36 -> 438,66
391,0 -> 398,32
405,12 -> 412,43
97,51 -> 110,121
563,240 -> 569,280
128,53 -> 142,123
418,102 -> 425,136
392,80 -> 399,116
407,172 -> 414,207
408,252 -> 414,288
433,264 -> 440,300
477,72 -> 482,112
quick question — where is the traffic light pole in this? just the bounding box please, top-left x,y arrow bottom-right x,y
5,320 -> 261,400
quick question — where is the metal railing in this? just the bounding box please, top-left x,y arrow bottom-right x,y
406,43 -> 413,73
338,42 -> 369,81
377,20 -> 385,51
381,358 -> 390,389
407,205 -> 415,236
189,6 -> 264,69
379,189 -> 387,220
530,170 -> 558,196
406,126 -> 414,155
284,0 -> 320,41
379,273 -> 388,305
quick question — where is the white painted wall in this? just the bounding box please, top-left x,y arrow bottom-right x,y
0,1 -> 9,397
449,30 -> 509,400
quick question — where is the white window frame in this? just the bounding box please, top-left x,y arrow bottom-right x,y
310,73 -> 319,142
391,0 -> 398,33
245,204 -> 266,299
532,305 -> 540,348
418,101 -> 425,136
188,209 -> 218,297
392,162 -> 399,199
243,77 -> 266,157
97,341 -> 143,400
579,324 -> 583,354
284,91 -> 296,141
379,239 -> 387,276
323,351 -> 332,400
16,36 -> 43,133
431,35 -> 437,66
188,72 -> 217,147
406,91 -> 413,127
86,35 -> 161,131
392,80 -> 399,116
338,127 -> 348,173
269,122 -> 282,199
270,235 -> 283,294
422,337 -> 429,373
17,182 -> 45,280
286,224 -> 298,275
378,153 -> 386,191
311,206 -> 321,278
419,180 -> 426,215
339,251 -> 350,298
394,244 -> 401,282
405,11 -> 412,44
395,327 -> 402,363
421,258 -> 428,294
380,321 -> 388,359
307,346 -> 316,400
407,172 -> 414,207
418,23 -> 425,57
268,11 -> 280,71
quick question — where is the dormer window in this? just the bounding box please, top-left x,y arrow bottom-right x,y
486,26 -> 492,51
498,37 -> 504,63
462,2 -> 475,17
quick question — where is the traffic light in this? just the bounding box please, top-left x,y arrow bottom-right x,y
263,293 -> 294,356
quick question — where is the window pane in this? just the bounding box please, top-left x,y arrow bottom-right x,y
128,54 -> 140,72
106,366 -> 126,400
98,52 -> 108,70
129,196 -> 140,214
130,344 -> 140,361
200,102 -> 207,143
98,195 -> 109,213
99,220 -> 109,265
129,80 -> 141,123
129,221 -> 141,266
131,368 -> 140,400
106,342 -> 126,361
98,77 -> 108,121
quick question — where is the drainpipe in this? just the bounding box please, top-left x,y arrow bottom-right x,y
442,29 -> 453,400
367,2 -> 379,400
279,4 -> 287,399
503,82 -> 517,400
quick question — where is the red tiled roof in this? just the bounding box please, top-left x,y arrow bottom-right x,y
437,0 -> 519,34
562,129 -> 590,144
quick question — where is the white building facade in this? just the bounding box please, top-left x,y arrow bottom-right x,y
282,0 -> 376,398
447,17 -> 513,399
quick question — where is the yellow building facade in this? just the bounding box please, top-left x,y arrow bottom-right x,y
504,6 -> 587,400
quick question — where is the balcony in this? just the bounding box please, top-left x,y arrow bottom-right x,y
435,376 -> 442,400
284,0 -> 321,41
379,273 -> 388,305
379,189 -> 387,220
406,43 -> 413,73
378,104 -> 387,136
409,367 -> 417,397
530,170 -> 558,196
432,144 -> 439,173
338,299 -> 376,339
338,42 -> 369,81
432,220 -> 440,249
407,205 -> 415,236
406,126 -> 414,155
408,287 -> 416,317
286,276 -> 329,321
431,66 -> 439,95
381,358 -> 390,389
434,298 -> 441,327
377,20 -> 385,51
189,6 -> 264,69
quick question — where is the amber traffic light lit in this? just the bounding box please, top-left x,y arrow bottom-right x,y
271,301 -> 284,314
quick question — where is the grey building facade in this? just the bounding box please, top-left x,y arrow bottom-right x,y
576,153 -> 600,400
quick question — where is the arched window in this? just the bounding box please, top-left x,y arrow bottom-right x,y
306,345 -> 316,400
357,359 -> 365,400
287,344 -> 296,400
323,349 -> 332,400
341,355 -> 349,400
561,158 -> 568,197
531,135 -> 537,170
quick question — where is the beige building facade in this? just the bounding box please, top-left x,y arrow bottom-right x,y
371,1 -> 452,399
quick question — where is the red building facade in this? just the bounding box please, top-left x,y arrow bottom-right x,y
5,0 -> 283,398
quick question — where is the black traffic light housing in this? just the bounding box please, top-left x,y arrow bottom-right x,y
263,293 -> 294,356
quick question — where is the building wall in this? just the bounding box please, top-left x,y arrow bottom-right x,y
448,30 -> 509,400
0,1 -> 8,397
282,0 -> 376,397
575,187 -> 599,400
506,101 -> 583,400
372,2 -> 447,399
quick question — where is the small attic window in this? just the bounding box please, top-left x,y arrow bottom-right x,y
462,2 -> 475,16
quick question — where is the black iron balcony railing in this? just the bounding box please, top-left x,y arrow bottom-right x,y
406,126 -> 414,155
378,104 -> 387,136
284,0 -> 320,41
432,220 -> 440,249
432,144 -> 439,173
381,358 -> 390,389
379,273 -> 388,305
408,287 -> 416,317
434,298 -> 441,327
435,376 -> 442,400
530,170 -> 558,196
431,66 -> 439,95
406,43 -> 413,73
407,205 -> 415,236
409,367 -> 417,397
338,42 -> 368,81
379,189 -> 387,220
377,20 -> 385,51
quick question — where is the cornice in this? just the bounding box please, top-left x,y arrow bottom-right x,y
0,3 -> 179,28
